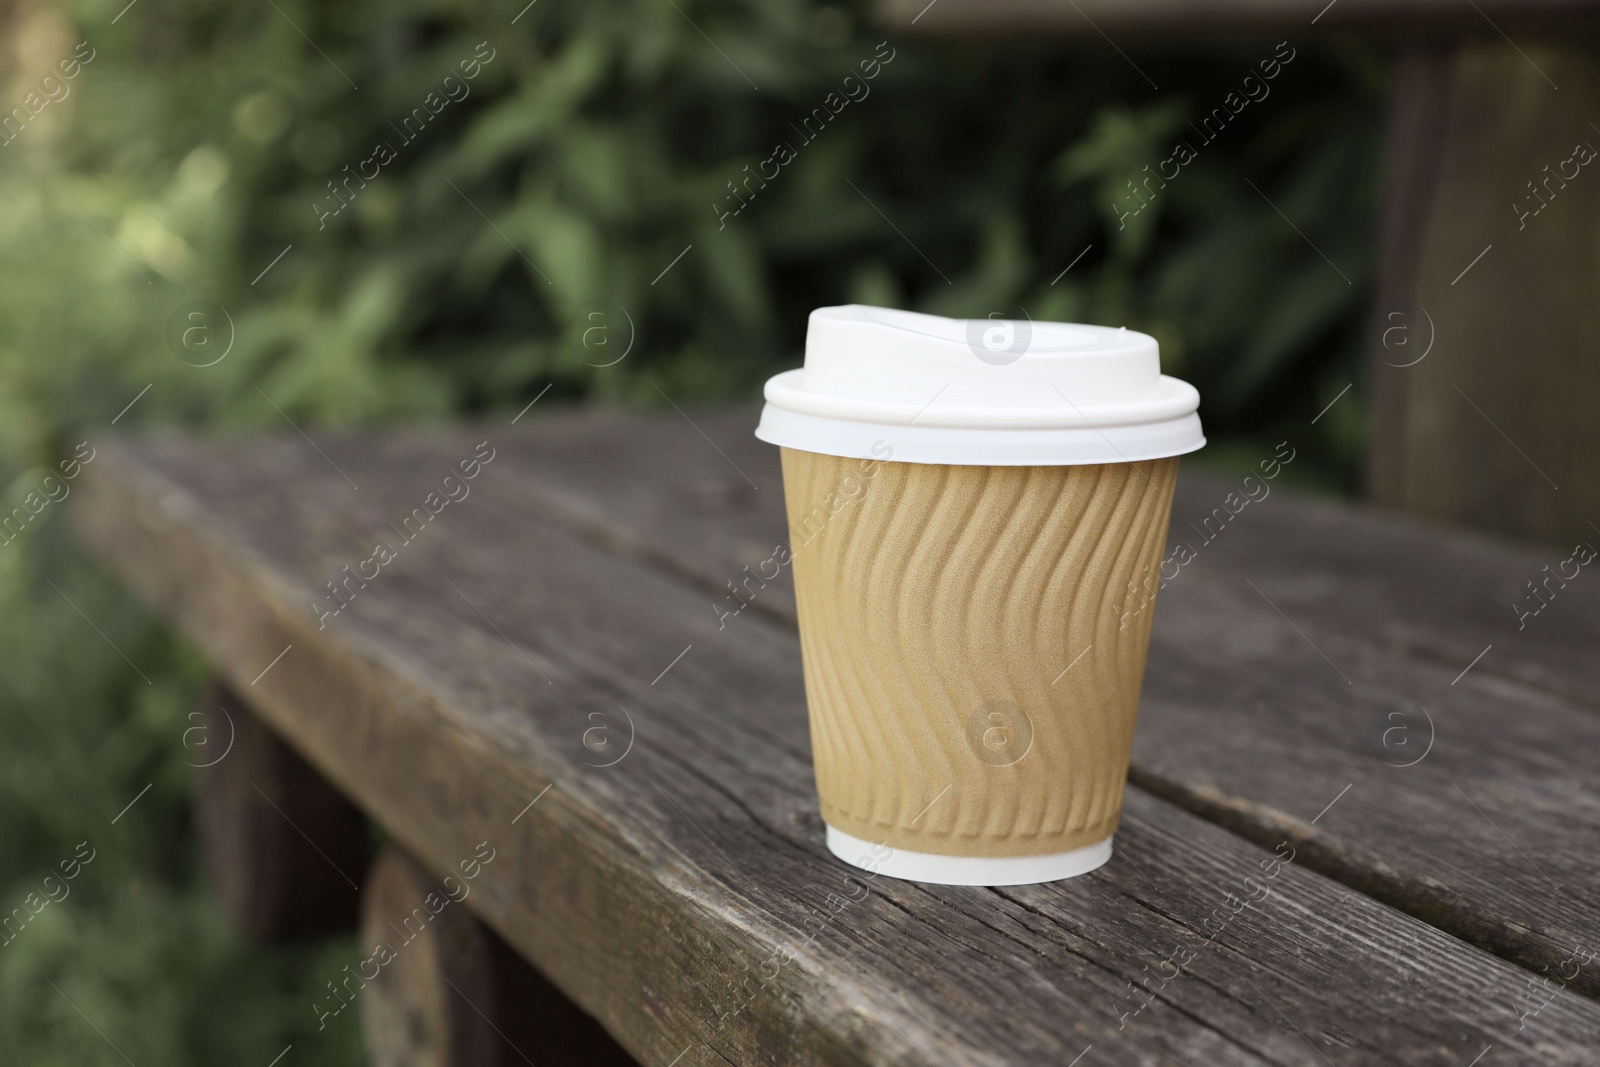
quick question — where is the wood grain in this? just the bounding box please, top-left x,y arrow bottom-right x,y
70,417 -> 1600,1064
470,409 -> 1600,998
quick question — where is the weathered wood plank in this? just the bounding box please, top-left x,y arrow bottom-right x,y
361,847 -> 502,1066
877,0 -> 1600,39
470,409 -> 1600,1000
71,421 -> 1600,1064
359,845 -> 638,1066
1161,461 -> 1600,715
1366,43 -> 1456,513
195,681 -> 367,941
1367,40 -> 1600,546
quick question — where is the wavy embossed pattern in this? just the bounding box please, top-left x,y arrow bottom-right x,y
781,448 -> 1179,858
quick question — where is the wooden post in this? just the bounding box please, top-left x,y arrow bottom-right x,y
1367,39 -> 1600,545
360,846 -> 638,1067
193,682 -> 367,941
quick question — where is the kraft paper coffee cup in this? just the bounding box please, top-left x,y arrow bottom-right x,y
755,305 -> 1204,887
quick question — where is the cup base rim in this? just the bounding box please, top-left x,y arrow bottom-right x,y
825,825 -> 1113,886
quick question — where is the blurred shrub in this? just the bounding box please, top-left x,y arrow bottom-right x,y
0,0 -> 1381,469
0,0 -> 1380,1061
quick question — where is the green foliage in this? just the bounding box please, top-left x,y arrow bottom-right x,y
0,0 -> 1381,1059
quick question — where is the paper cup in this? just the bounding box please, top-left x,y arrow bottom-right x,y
757,306 -> 1203,885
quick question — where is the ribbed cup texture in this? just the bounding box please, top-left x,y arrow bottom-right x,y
781,448 -> 1179,858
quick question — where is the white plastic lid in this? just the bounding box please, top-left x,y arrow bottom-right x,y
755,305 -> 1205,466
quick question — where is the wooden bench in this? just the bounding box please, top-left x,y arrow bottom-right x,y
73,409 -> 1600,1064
